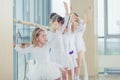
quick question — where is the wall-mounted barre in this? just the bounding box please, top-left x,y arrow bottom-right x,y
13,19 -> 50,29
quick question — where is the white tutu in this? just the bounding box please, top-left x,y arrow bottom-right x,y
50,49 -> 71,68
75,35 -> 86,53
62,32 -> 78,69
66,54 -> 78,70
28,62 -> 61,80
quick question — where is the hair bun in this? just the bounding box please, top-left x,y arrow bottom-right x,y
57,16 -> 64,24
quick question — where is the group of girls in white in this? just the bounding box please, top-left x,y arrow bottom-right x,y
14,2 -> 92,80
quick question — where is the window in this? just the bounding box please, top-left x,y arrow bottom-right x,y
98,0 -> 104,37
108,0 -> 120,35
98,0 -> 120,74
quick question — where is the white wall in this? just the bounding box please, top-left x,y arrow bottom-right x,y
0,0 -> 13,80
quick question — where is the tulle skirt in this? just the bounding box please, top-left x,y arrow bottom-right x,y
27,61 -> 61,80
67,54 -> 78,70
50,50 -> 74,69
75,37 -> 86,53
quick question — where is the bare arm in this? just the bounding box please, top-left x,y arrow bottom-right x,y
14,43 -> 31,53
82,4 -> 93,25
61,2 -> 70,33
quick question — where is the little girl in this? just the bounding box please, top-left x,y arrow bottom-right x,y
48,14 -> 70,80
62,17 -> 78,80
72,12 -> 89,80
15,28 -> 61,80
47,2 -> 73,80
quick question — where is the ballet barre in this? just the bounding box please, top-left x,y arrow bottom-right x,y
13,19 -> 50,29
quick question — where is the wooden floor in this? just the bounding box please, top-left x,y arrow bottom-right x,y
80,75 -> 120,80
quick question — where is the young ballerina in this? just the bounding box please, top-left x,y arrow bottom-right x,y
47,2 -> 73,80
62,4 -> 80,80
72,11 -> 91,80
63,16 -> 79,80
14,28 -> 61,80
62,18 -> 73,80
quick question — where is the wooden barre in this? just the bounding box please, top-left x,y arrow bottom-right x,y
13,19 -> 50,29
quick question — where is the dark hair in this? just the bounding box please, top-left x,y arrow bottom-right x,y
50,14 -> 64,25
57,16 -> 64,25
49,13 -> 57,19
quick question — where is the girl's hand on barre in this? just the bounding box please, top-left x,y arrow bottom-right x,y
13,43 -> 31,48
20,43 -> 31,48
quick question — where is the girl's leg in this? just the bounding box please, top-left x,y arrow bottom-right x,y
56,77 -> 61,80
74,51 -> 83,79
61,68 -> 67,80
74,67 -> 79,80
68,69 -> 72,80
82,53 -> 88,80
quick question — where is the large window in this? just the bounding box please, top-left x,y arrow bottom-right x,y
98,0 -> 120,74
98,0 -> 120,56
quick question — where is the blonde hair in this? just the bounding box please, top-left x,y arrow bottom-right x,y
32,27 -> 45,47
